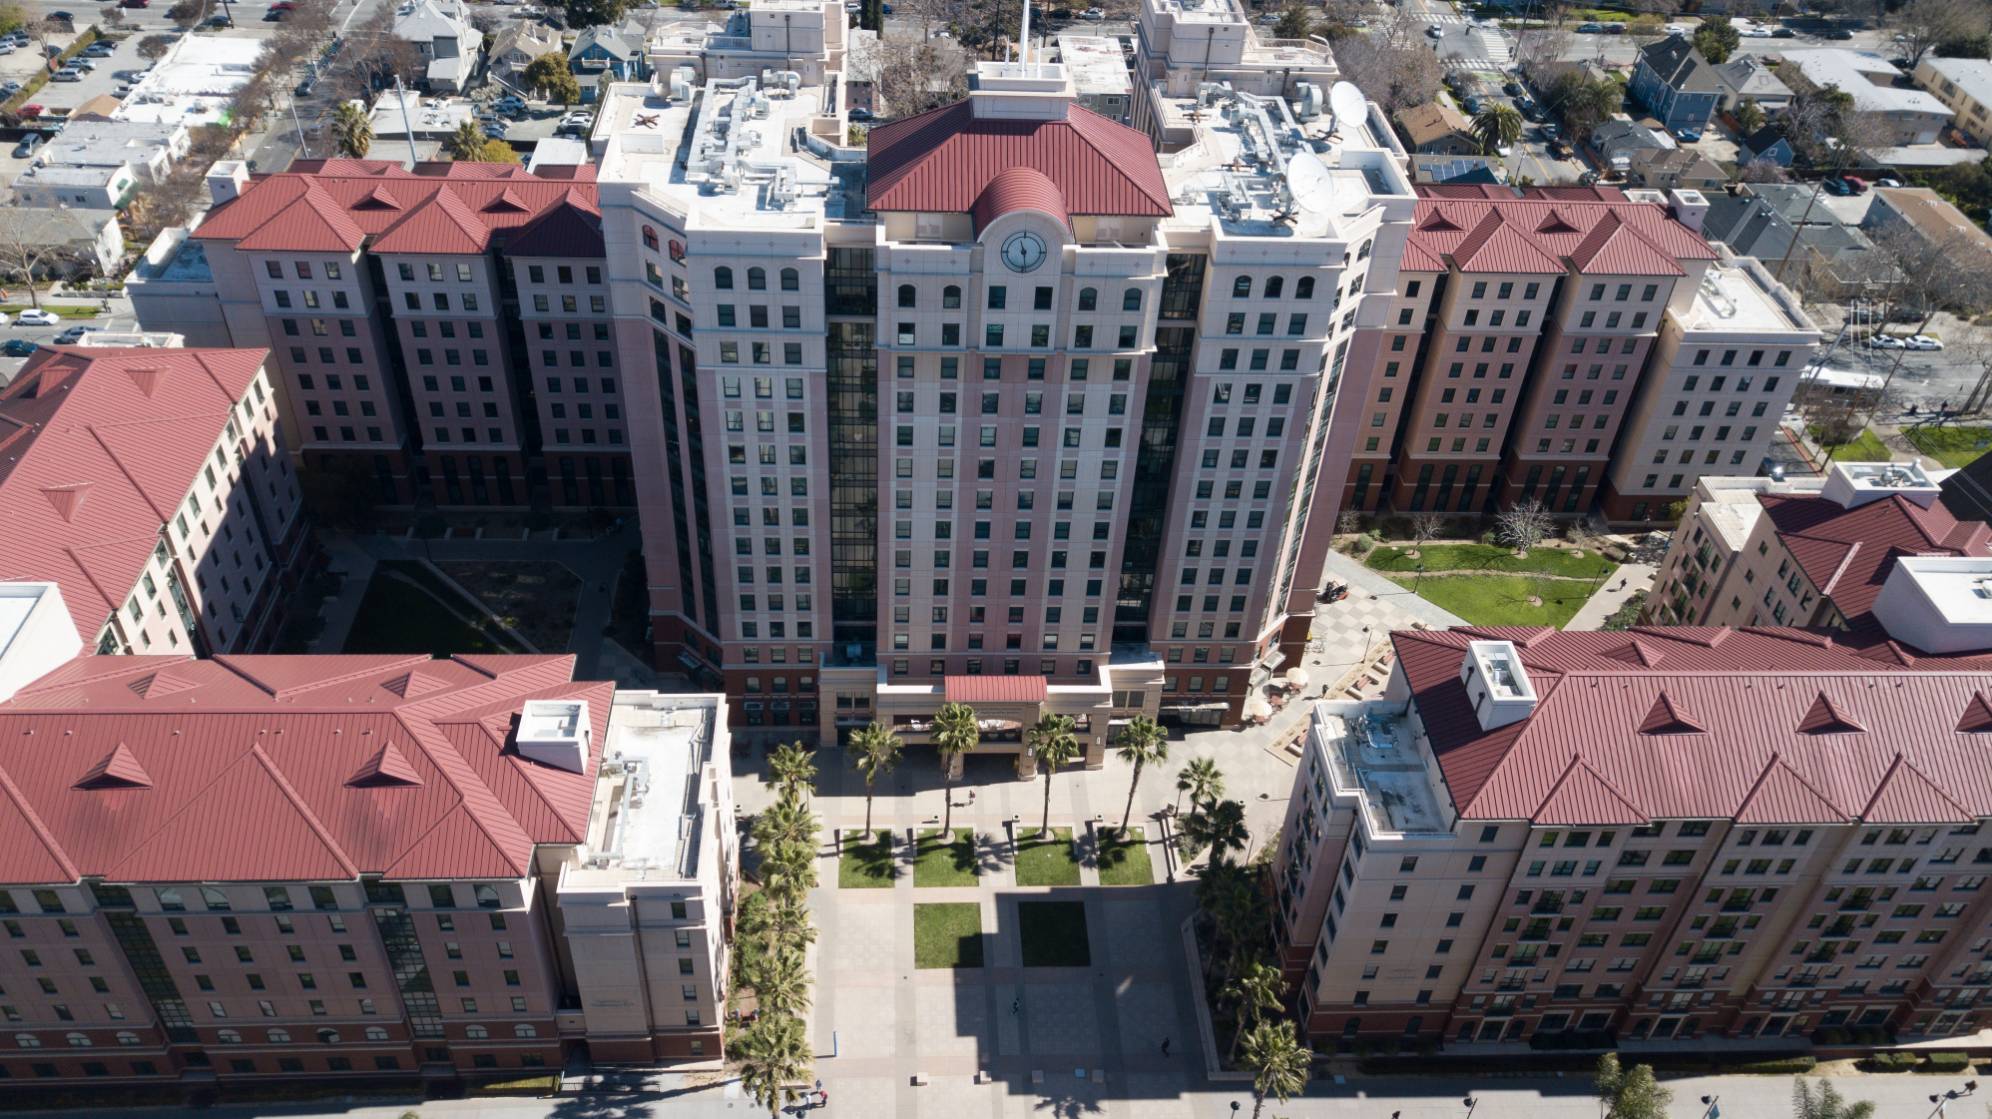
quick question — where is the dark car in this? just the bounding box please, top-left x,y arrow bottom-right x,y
11,133 -> 41,158
1547,139 -> 1573,159
1771,26 -> 1794,37
1502,80 -> 1522,96
1825,28 -> 1853,38
46,9 -> 73,20
2,339 -> 37,357
200,13 -> 232,26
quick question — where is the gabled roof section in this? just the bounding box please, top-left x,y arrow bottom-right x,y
1452,210 -> 1565,273
1761,491 -> 1992,628
1797,690 -> 1864,734
1734,755 -> 1848,824
74,742 -> 151,790
866,100 -> 1170,218
1862,755 -> 1973,824
234,182 -> 367,252
1637,690 -> 1703,734
372,188 -> 492,254
1567,211 -> 1686,276
1406,184 -> 1715,279
1533,758 -> 1647,824
1959,691 -> 1992,733
504,193 -> 604,258
1601,638 -> 1665,667
348,741 -> 422,788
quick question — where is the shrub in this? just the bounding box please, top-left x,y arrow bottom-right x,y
1349,533 -> 1377,556
1728,1057 -> 1817,1075
1923,1051 -> 1971,1072
1479,529 -> 1500,545
1858,1051 -> 1917,1072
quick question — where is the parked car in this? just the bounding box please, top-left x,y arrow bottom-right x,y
0,43 -> 15,56
1576,21 -> 1604,32
1840,174 -> 1867,193
1868,333 -> 1905,349
1425,22 -> 1443,35
16,104 -> 42,118
16,310 -> 60,327
46,10 -> 74,21
1771,26 -> 1795,36
12,133 -> 42,158
1502,81 -> 1523,96
1,339 -> 36,356
1877,177 -> 1902,188
69,57 -> 97,70
51,323 -> 94,341
1824,27 -> 1853,38
49,69 -> 82,81
1664,22 -> 1688,33
1674,126 -> 1702,142
493,94 -> 527,115
1080,6 -> 1103,17
1822,176 -> 1852,196
1548,139 -> 1574,159
1906,335 -> 1945,351
0,80 -> 21,95
200,12 -> 232,25
848,106 -> 873,121
1604,22 -> 1624,33
82,42 -> 115,55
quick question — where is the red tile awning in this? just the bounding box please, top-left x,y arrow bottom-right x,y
943,675 -> 1048,704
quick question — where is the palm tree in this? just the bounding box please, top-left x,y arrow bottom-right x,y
752,797 -> 818,855
1113,716 -> 1169,834
1239,1019 -> 1310,1119
932,702 -> 979,834
754,945 -> 813,1017
1025,713 -> 1081,835
1221,960 -> 1286,1061
737,1011 -> 811,1117
1176,757 -> 1223,815
849,721 -> 902,838
1181,798 -> 1250,865
1471,102 -> 1523,156
768,741 -> 817,799
330,100 -> 371,158
444,119 -> 488,161
1792,1079 -> 1876,1119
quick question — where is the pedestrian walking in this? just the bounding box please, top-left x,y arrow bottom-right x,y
1617,578 -> 1627,590
1160,1037 -> 1172,1058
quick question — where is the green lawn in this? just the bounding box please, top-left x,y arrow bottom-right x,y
1906,425 -> 1992,468
1013,828 -> 1080,887
913,828 -> 979,888
1095,828 -> 1155,886
913,903 -> 984,969
341,569 -> 508,656
0,304 -> 102,320
1017,901 -> 1091,967
1384,572 -> 1591,628
838,831 -> 898,888
1367,543 -> 1609,579
1809,425 -> 1893,462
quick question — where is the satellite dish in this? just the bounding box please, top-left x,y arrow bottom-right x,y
1286,150 -> 1333,214
1328,81 -> 1366,130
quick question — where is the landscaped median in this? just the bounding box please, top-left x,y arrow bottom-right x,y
838,830 -> 897,888
1013,827 -> 1080,887
1365,543 -> 1614,629
913,903 -> 984,969
1905,424 -> 1991,468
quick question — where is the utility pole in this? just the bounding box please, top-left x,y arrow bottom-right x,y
393,74 -> 418,168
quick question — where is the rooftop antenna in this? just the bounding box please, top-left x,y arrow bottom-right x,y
392,75 -> 418,170
1018,0 -> 1030,65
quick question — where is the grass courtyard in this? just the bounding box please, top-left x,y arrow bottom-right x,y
914,829 -> 979,888
1906,425 -> 1992,468
838,831 -> 898,888
913,903 -> 985,969
1366,543 -> 1607,579
1017,901 -> 1091,967
1095,828 -> 1155,887
1809,424 -> 1893,462
1382,572 -> 1592,628
1013,828 -> 1081,887
342,563 -> 512,656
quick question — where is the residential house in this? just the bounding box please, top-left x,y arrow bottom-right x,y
1409,153 -> 1506,184
31,120 -> 190,187
1397,100 -> 1478,155
392,0 -> 485,93
1862,186 -> 1992,305
1781,50 -> 1953,147
1915,56 -> 1992,145
1626,146 -> 1726,191
1702,183 -> 1898,300
1738,122 -> 1794,166
1711,54 -> 1794,114
487,20 -> 562,91
1590,116 -> 1671,174
568,23 -> 648,103
1,207 -> 124,275
1629,34 -> 1723,132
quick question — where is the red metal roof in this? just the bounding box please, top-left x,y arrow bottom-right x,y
866,100 -> 1170,219
943,675 -> 1049,704
0,654 -> 610,884
1406,185 -> 1714,277
195,161 -> 601,256
1761,492 -> 1992,627
1394,625 -> 1992,824
0,347 -> 269,639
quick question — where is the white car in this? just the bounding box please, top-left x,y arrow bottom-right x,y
1665,22 -> 1688,34
1868,333 -> 1905,349
15,309 -> 59,327
1905,335 -> 1945,351
0,312 -> 12,327
1742,25 -> 1771,36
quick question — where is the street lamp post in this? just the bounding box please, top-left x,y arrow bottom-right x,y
1464,1096 -> 1480,1119
1701,1094 -> 1721,1119
1928,1080 -> 1978,1119
1414,562 -> 1426,593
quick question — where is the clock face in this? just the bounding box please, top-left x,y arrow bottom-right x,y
1000,231 -> 1047,273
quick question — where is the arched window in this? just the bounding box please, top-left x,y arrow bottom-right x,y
13,1034 -> 38,1049
1295,276 -> 1315,300
1265,276 -> 1284,299
897,284 -> 917,308
214,1030 -> 239,1045
267,1029 -> 291,1044
474,884 -> 501,910
780,267 -> 799,291
466,1025 -> 490,1040
66,1032 -> 92,1048
1122,288 -> 1141,312
1077,287 -> 1097,311
747,266 -> 767,290
641,225 -> 659,251
514,1025 -> 538,1039
317,1029 -> 340,1045
713,266 -> 734,290
1232,275 -> 1251,298
156,887 -> 184,912
942,285 -> 961,309
116,1032 -> 140,1047
1357,239 -> 1373,261
200,887 -> 230,911
364,1027 -> 389,1041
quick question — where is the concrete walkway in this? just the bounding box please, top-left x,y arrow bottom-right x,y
1564,562 -> 1656,631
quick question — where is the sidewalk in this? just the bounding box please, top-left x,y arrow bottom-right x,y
1564,562 -> 1655,631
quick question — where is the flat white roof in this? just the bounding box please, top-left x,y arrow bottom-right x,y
1056,34 -> 1133,96
1679,257 -> 1816,334
1893,557 -> 1992,627
1783,50 -> 1952,117
590,696 -> 710,878
112,35 -> 262,128
1922,57 -> 1992,110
